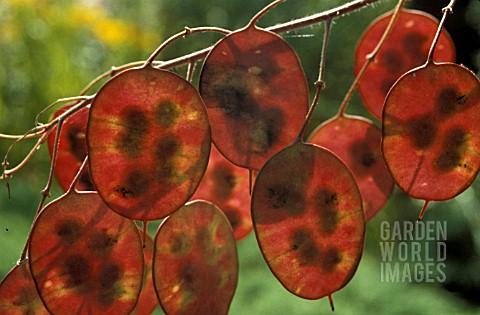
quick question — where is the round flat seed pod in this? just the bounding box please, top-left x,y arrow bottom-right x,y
199,25 -> 309,170
251,142 -> 365,300
87,66 -> 211,221
355,9 -> 455,120
191,144 -> 252,240
153,201 -> 238,315
28,191 -> 144,315
0,260 -> 49,315
308,115 -> 394,221
382,62 -> 480,201
48,105 -> 94,191
131,233 -> 159,315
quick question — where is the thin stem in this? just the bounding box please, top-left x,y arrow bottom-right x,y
425,0 -> 457,64
35,96 -> 92,126
2,98 -> 91,178
296,19 -> 332,143
186,61 -> 196,83
247,0 -> 285,28
2,132 -> 50,178
417,200 -> 430,222
337,0 -> 407,117
79,61 -> 163,96
328,294 -> 335,312
151,0 -> 383,71
20,116 -> 65,261
67,156 -> 89,194
144,26 -> 230,67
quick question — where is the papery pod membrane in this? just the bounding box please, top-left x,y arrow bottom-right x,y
87,66 -> 211,221
153,201 -> 238,315
48,105 -> 94,191
251,142 -> 365,299
382,62 -> 480,200
191,144 -> 252,240
28,191 -> 144,315
355,9 -> 455,120
199,25 -> 309,171
0,260 -> 49,315
131,233 -> 158,315
308,115 -> 394,221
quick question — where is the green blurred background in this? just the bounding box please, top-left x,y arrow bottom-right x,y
1,0 -> 479,314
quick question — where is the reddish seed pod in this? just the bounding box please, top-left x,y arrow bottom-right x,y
382,62 -> 480,201
308,115 -> 394,221
28,191 -> 144,315
355,9 -> 456,120
87,66 -> 211,221
251,142 -> 365,300
153,200 -> 238,315
48,105 -> 94,191
190,144 -> 253,240
199,24 -> 309,171
0,260 -> 49,315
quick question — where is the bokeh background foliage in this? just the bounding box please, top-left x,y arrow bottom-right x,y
1,0 -> 479,314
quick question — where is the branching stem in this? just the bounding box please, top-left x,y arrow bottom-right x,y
425,0 -> 457,64
337,0 -> 407,117
296,19 -> 332,143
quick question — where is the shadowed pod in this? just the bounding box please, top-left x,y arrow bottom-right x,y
199,19 -> 309,172
355,8 -> 456,120
308,115 -> 394,222
190,144 -> 253,241
48,104 -> 94,192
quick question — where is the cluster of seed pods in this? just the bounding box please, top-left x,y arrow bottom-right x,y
1,1 -> 479,314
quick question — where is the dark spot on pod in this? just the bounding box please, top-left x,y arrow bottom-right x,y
223,208 -> 241,229
435,128 -> 467,172
180,263 -> 198,292
97,263 -> 122,306
67,126 -> 87,162
55,219 -> 82,245
156,100 -> 180,127
88,230 -> 118,256
320,246 -> 342,272
117,110 -> 149,158
349,140 -> 376,169
379,49 -> 405,75
437,87 -> 467,116
266,183 -> 305,216
79,170 -> 95,190
114,170 -> 150,198
212,163 -> 236,200
64,255 -> 91,289
251,107 -> 284,151
212,75 -> 255,119
291,228 -> 320,265
14,288 -> 37,306
315,189 -> 340,234
381,77 -> 397,96
406,116 -> 436,149
403,32 -> 428,55
156,135 -> 179,162
195,228 -> 210,250
170,233 -> 191,255
155,135 -> 179,183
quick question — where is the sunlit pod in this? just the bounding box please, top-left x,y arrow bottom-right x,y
87,66 -> 211,221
